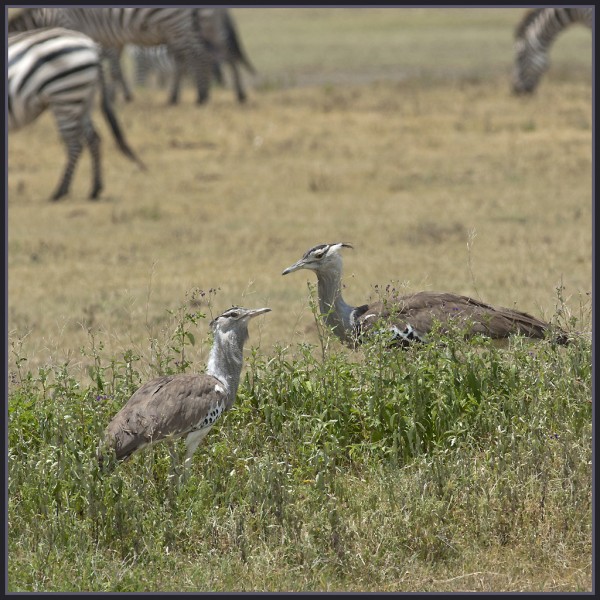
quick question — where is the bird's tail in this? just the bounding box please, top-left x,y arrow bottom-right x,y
551,328 -> 592,346
551,329 -> 571,345
512,315 -> 571,345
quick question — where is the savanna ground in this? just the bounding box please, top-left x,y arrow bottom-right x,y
6,8 -> 593,592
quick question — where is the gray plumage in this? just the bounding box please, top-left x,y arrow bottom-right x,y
98,306 -> 270,468
282,243 -> 568,348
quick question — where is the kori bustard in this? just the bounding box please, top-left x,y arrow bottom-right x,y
98,306 -> 271,470
282,243 -> 568,348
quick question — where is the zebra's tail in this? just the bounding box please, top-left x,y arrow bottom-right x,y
223,11 -> 256,75
97,59 -> 146,171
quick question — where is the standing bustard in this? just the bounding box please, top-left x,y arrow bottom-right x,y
282,243 -> 568,348
97,306 -> 271,470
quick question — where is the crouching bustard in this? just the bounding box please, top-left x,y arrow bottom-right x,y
282,243 -> 568,348
97,306 -> 271,473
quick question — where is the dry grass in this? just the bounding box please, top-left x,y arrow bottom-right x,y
8,8 -> 592,367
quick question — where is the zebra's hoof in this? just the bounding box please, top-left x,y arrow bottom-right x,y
51,190 -> 67,201
89,187 -> 102,200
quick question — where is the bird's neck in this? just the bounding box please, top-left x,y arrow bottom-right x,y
316,269 -> 355,341
206,329 -> 246,405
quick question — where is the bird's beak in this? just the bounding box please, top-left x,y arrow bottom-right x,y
248,307 -> 272,318
282,258 -> 307,275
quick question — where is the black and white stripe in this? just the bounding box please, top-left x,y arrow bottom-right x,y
130,44 -> 178,89
130,8 -> 255,104
10,10 -> 135,104
6,6 -> 45,32
8,27 -> 144,201
512,7 -> 593,94
9,7 -> 215,105
196,8 -> 256,104
103,46 -> 134,103
129,44 -> 224,91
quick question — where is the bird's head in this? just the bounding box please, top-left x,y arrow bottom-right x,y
282,243 -> 352,276
210,306 -> 271,335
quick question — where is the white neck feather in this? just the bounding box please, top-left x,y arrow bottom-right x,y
206,327 -> 247,403
315,263 -> 355,342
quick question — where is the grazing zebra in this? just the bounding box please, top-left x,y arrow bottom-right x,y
129,9 -> 255,104
101,44 -> 213,103
8,27 -> 145,201
8,7 -> 215,105
196,7 -> 256,104
512,7 -> 593,94
8,9 -> 135,104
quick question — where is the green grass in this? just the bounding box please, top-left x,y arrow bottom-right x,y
234,8 -> 591,82
7,292 -> 592,591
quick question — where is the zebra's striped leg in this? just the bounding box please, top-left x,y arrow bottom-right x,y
228,61 -> 247,103
166,46 -> 188,105
117,71 -> 134,103
167,62 -> 183,105
193,70 -> 211,105
104,47 -> 134,103
212,60 -> 225,86
83,118 -> 103,200
51,121 -> 85,201
186,46 -> 211,105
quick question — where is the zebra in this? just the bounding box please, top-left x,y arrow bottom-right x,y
130,45 -> 225,92
130,45 -> 179,89
98,44 -> 207,103
512,7 -> 593,94
8,27 -> 145,201
9,9 -> 135,104
126,9 -> 255,104
195,7 -> 257,104
8,9 -> 134,104
7,7 -> 216,105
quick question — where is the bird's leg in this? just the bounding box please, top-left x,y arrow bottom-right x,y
180,426 -> 212,485
180,456 -> 194,487
167,441 -> 184,491
180,448 -> 195,487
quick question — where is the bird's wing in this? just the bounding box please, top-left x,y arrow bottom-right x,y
103,374 -> 228,460
354,291 -> 555,345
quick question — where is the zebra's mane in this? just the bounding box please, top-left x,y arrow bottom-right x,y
8,8 -> 44,32
514,8 -> 547,39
